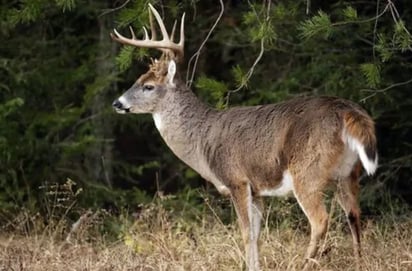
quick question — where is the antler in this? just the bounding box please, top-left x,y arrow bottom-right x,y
111,3 -> 185,61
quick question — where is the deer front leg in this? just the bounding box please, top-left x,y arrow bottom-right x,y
231,183 -> 263,271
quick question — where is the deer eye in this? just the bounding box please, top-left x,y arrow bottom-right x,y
143,84 -> 155,91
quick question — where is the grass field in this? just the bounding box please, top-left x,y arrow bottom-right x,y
1,198 -> 411,271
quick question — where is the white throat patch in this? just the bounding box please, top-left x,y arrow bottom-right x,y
153,113 -> 164,131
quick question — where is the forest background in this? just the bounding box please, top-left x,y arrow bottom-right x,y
0,0 -> 411,269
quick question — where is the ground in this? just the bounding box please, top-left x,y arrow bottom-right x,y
0,200 -> 411,270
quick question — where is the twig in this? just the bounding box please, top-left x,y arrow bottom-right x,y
225,1 -> 271,106
99,0 -> 131,17
334,3 -> 390,27
360,78 -> 412,102
186,0 -> 225,88
372,0 -> 381,60
225,37 -> 265,106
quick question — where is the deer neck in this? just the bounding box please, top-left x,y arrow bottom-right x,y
152,86 -> 214,162
152,86 -> 227,192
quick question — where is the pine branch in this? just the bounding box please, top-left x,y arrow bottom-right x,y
360,63 -> 381,89
298,10 -> 332,40
115,46 -> 135,72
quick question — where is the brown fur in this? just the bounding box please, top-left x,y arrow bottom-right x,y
137,55 -> 173,84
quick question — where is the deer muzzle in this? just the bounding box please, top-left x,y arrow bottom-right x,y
112,98 -> 130,114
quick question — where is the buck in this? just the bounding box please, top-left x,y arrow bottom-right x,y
111,4 -> 378,270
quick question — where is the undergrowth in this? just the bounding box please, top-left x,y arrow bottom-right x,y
0,180 -> 411,270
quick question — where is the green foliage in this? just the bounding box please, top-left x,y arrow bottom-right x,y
7,0 -> 43,25
342,6 -> 357,20
116,0 -> 151,28
375,33 -> 393,62
130,161 -> 160,176
242,4 -> 277,45
299,10 -> 332,40
55,0 -> 76,12
116,46 -> 134,71
360,63 -> 381,89
195,75 -> 227,109
3,0 -> 76,29
231,65 -> 248,90
0,97 -> 24,117
393,20 -> 412,52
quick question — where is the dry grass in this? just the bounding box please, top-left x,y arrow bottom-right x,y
0,201 -> 411,271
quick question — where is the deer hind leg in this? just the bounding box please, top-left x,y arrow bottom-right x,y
231,183 -> 263,271
336,165 -> 362,265
293,178 -> 329,262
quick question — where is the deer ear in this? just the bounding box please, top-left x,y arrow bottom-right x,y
167,60 -> 176,86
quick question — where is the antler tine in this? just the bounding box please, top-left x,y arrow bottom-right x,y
170,20 -> 177,42
142,26 -> 149,40
148,6 -> 157,41
128,26 -> 136,40
148,3 -> 169,40
111,29 -> 127,43
179,12 -> 185,47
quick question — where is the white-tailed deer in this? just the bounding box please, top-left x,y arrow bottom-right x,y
111,4 -> 378,270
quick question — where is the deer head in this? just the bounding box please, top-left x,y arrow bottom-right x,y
111,4 -> 185,114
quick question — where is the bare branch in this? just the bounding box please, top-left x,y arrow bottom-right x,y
372,0 -> 381,60
186,0 -> 225,87
99,0 -> 131,17
360,78 -> 412,103
225,0 -> 271,106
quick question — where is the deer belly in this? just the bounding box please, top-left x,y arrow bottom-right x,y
258,170 -> 294,197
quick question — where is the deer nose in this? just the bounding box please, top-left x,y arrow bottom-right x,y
112,99 -> 123,109
113,97 -> 131,113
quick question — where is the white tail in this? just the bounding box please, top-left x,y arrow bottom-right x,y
345,133 -> 378,175
111,5 -> 378,271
